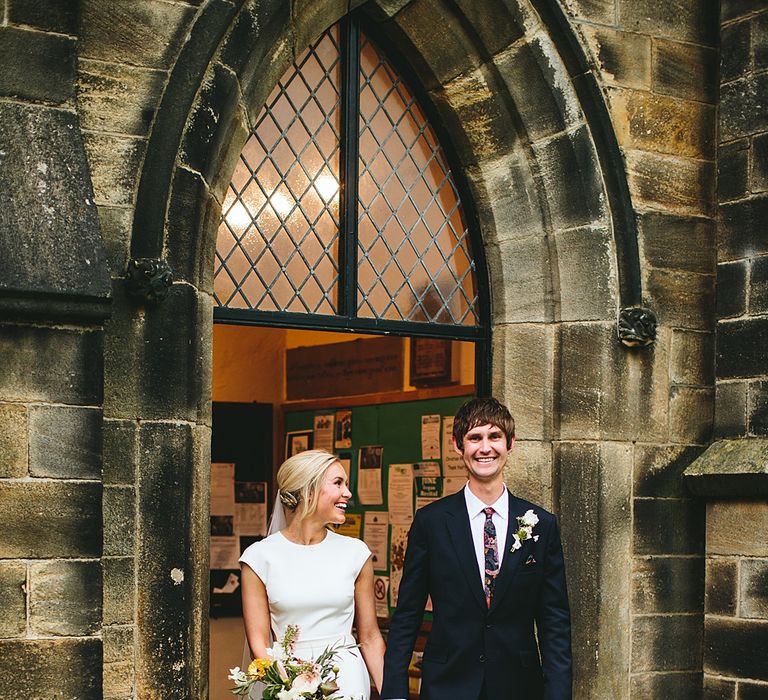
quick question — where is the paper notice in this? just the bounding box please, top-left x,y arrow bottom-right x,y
234,481 -> 267,536
335,409 -> 352,448
415,476 -> 443,511
389,525 -> 410,607
412,461 -> 441,477
363,511 -> 389,570
336,512 -> 362,538
357,446 -> 383,504
313,414 -> 335,452
210,535 -> 239,569
442,417 -> 466,477
211,462 -> 235,515
443,476 -> 466,495
421,414 -> 441,460
373,575 -> 390,617
388,464 -> 414,525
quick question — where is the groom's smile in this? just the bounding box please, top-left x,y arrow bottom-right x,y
454,423 -> 511,483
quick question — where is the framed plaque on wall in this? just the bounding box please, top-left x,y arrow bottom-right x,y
409,338 -> 452,387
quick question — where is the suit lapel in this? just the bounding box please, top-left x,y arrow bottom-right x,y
488,492 -> 527,613
444,491 -> 487,612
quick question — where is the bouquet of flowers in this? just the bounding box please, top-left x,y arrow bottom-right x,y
229,624 -> 356,699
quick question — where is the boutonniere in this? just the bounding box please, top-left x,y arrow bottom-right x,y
510,509 -> 539,552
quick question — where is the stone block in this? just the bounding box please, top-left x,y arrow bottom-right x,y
609,87 -> 715,159
634,498 -> 704,555
619,0 -> 718,45
720,0 -> 764,23
705,559 -> 737,616
104,281 -> 212,422
717,261 -> 748,319
632,614 -> 703,672
627,149 -> 715,217
0,562 -> 26,638
504,440 -> 553,510
97,205 -> 132,276
749,381 -> 768,436
104,486 -> 136,557
637,211 -> 715,275
753,12 -> 768,72
29,405 -> 102,479
717,318 -> 768,379
102,419 -> 137,485
0,26 -> 74,104
77,59 -> 167,136
644,268 -> 715,331
83,131 -> 145,207
291,0 -> 347,63
715,382 -> 747,439
0,402 -> 27,478
653,39 -> 718,103
750,255 -> 768,315
740,682 -> 768,700
80,0 -> 196,70
103,557 -> 134,625
451,0 -> 526,57
561,0 -> 616,24
634,444 -> 705,498
669,386 -> 714,444
8,0 -> 77,34
581,26 -> 651,90
29,560 -> 101,636
703,675 -> 736,700
721,74 -> 768,142
492,323 -> 554,441
632,556 -> 704,613
705,617 -> 768,681
670,330 -> 714,386
104,624 -> 134,663
0,481 -> 101,558
530,125 -> 606,232
721,20 -> 751,83
629,672 -> 703,699
752,134 -> 768,193
707,501 -> 768,557
740,558 -> 768,618
719,196 -> 768,261
718,139 -> 749,203
553,225 -> 615,321
684,438 -> 768,498
0,639 -> 102,698
104,660 -> 135,699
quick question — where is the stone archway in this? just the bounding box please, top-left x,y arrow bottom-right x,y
119,1 -> 662,697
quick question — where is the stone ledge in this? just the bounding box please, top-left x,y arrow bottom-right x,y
683,438 -> 768,498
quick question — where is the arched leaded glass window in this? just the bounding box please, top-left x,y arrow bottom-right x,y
214,17 -> 487,350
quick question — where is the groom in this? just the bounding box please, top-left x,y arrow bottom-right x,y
381,397 -> 572,700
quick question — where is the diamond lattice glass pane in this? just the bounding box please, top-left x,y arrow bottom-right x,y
357,33 -> 479,325
214,26 -> 341,312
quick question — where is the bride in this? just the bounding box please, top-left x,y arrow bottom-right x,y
239,449 -> 385,699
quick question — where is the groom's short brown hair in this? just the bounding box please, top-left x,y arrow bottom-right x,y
452,397 -> 515,449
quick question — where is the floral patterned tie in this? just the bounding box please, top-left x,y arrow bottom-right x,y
483,507 -> 499,607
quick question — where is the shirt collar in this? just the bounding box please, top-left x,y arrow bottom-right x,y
463,483 -> 509,520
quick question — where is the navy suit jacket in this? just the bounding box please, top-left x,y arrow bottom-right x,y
382,490 -> 572,700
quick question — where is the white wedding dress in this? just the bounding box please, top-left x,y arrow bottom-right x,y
239,529 -> 372,700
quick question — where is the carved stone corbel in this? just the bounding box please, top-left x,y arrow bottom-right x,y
126,258 -> 173,304
617,306 -> 657,347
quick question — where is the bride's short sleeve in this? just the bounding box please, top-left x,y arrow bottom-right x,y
349,537 -> 373,578
239,541 -> 268,581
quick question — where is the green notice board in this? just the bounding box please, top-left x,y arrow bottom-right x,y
284,394 -> 471,616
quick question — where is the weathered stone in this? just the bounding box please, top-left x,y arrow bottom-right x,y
717,318 -> 768,379
628,149 -> 715,216
561,0 -> 616,24
752,133 -> 768,192
634,498 -> 704,555
750,255 -> 768,315
755,12 -> 768,72
0,481 -> 101,558
719,196 -> 768,261
718,139 -> 749,202
714,381 -> 748,439
717,261 -> 748,319
83,131 -> 145,207
740,559 -> 768,619
504,440 -> 553,510
104,486 -> 136,557
0,26 -> 74,104
721,20 -> 751,83
8,0 -> 77,34
632,556 -> 704,613
720,0 -> 764,23
707,501 -> 768,557
0,562 -> 26,638
632,614 -> 703,672
553,225 -> 615,321
703,675 -> 736,700
29,405 -> 102,479
104,625 -> 134,663
104,282 -> 212,422
77,59 -> 167,136
670,330 -> 714,386
705,617 -> 768,681
0,402 -> 27,478
97,205 -> 132,277
637,211 -> 715,274
629,671 -> 703,699
609,88 -> 715,159
749,381 -> 768,436
740,682 -> 768,700
721,74 -> 768,142
634,444 -> 705,498
669,386 -> 714,444
619,0 -> 718,46
0,639 -> 102,698
451,0 -> 526,57
103,419 -> 137,485
645,268 -> 715,331
582,26 -> 651,90
705,559 -> 737,616
29,560 -> 101,636
685,439 -> 768,497
80,0 -> 196,70
104,660 -> 135,699
103,557 -> 135,625
653,39 -> 718,103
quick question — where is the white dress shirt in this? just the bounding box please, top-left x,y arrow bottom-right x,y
463,482 -> 509,585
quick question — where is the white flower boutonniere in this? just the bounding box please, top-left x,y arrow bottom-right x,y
510,509 -> 540,552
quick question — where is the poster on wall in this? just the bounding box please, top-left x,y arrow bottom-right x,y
211,462 -> 235,515
285,430 -> 313,458
373,575 -> 390,617
421,414 -> 441,460
336,512 -> 362,538
415,476 -> 443,510
442,416 -> 465,477
335,410 -> 352,448
234,481 -> 267,536
363,511 -> 389,569
389,525 -> 410,607
388,464 -> 414,525
313,413 -> 335,452
357,445 -> 383,504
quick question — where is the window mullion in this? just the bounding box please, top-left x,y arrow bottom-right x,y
338,15 -> 361,318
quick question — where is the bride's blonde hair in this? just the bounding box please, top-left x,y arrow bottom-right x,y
277,449 -> 340,521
